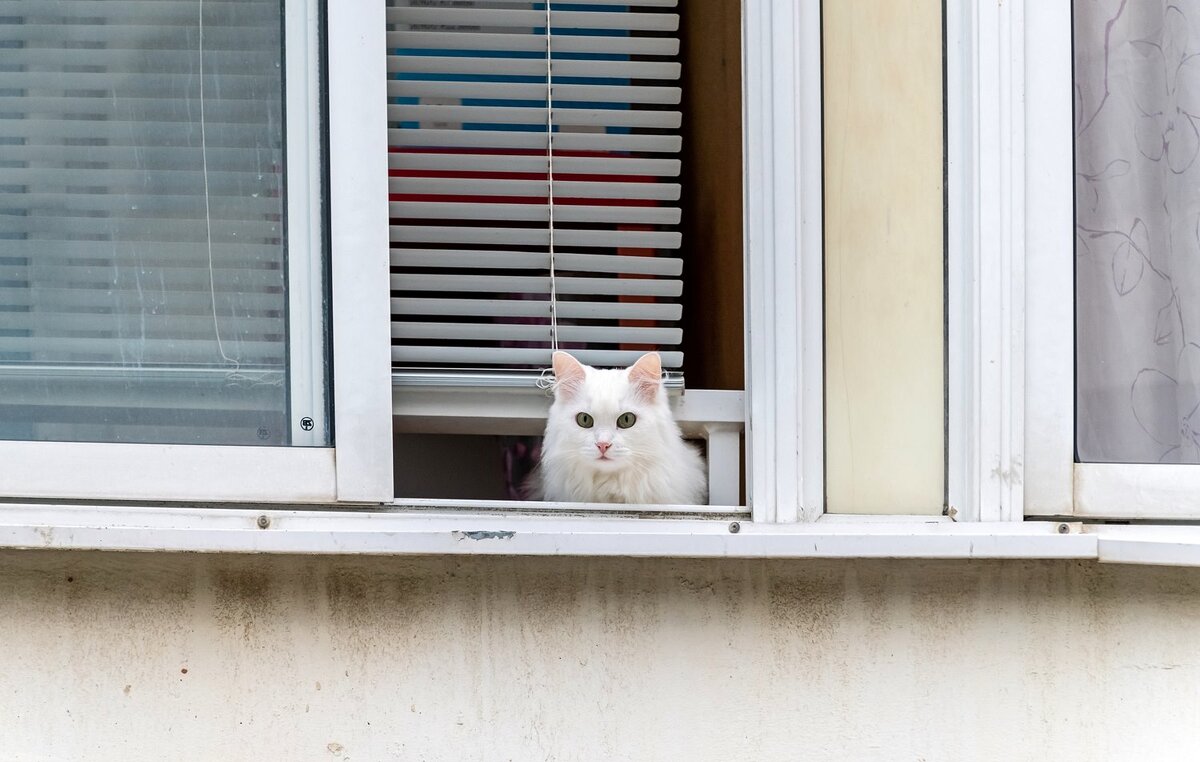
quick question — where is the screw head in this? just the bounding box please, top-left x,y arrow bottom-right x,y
1057,522 -> 1070,534
728,521 -> 741,534
256,515 -> 271,530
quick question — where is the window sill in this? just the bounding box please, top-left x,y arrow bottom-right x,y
0,501 -> 1176,563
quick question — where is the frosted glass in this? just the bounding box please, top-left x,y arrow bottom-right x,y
1075,2 -> 1200,463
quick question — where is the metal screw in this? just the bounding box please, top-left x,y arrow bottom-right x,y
728,521 -> 741,534
256,515 -> 271,530
1057,522 -> 1070,534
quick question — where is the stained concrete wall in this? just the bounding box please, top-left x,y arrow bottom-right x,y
0,552 -> 1197,760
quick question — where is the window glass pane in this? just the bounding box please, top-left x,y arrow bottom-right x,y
0,0 -> 329,446
1075,2 -> 1200,463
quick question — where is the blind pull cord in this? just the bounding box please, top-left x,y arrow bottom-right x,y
545,3 -> 559,355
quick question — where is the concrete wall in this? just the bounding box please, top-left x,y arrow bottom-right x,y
1,552 -> 1198,760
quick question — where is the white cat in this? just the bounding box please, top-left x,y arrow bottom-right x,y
529,351 -> 707,505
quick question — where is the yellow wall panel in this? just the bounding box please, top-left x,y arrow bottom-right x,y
823,0 -> 944,513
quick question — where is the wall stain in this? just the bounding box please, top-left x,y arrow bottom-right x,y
213,567 -> 275,644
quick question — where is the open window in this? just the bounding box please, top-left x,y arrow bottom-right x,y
386,0 -> 748,510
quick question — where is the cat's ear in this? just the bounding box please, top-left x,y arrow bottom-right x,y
627,352 -> 662,403
552,351 -> 586,400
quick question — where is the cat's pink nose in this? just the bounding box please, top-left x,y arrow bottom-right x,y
596,441 -> 612,456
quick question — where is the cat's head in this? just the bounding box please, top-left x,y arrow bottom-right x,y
546,351 -> 671,472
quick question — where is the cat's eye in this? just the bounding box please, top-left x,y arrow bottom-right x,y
616,412 -> 637,429
575,412 -> 594,428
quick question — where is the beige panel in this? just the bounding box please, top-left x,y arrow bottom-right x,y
823,0 -> 944,513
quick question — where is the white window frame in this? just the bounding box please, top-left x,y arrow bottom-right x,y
6,0 -> 1200,566
0,0 -> 394,505
1021,0 -> 1200,521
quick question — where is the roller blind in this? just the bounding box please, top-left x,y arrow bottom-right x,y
388,0 -> 685,375
0,0 -> 305,446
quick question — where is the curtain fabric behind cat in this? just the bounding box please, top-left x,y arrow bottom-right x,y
1075,1 -> 1200,463
387,0 -> 685,374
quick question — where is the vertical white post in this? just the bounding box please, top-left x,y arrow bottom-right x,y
285,0 -> 327,446
703,423 -> 742,507
743,0 -> 823,522
328,0 -> 394,502
1023,0 -> 1076,517
948,0 -> 1027,522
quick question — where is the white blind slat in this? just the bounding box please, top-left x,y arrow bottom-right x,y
391,128 -> 680,154
392,274 -> 682,299
392,250 -> 682,276
0,216 -> 281,241
392,226 -> 681,250
391,177 -> 681,201
0,337 -> 285,364
2,143 -> 289,170
389,152 -> 680,177
393,298 -> 682,322
393,322 -> 681,346
1,287 -> 285,313
389,7 -> 679,32
8,96 -> 276,121
391,56 -> 680,80
391,202 -> 680,226
393,346 -> 684,369
2,3 -> 274,24
388,0 -> 678,6
0,119 -> 282,144
3,48 -> 278,73
0,25 -> 276,48
391,80 -> 682,105
390,103 -> 682,130
2,193 -> 281,218
388,31 -> 678,57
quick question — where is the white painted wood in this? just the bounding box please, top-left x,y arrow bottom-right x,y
0,502 -> 1096,558
742,0 -> 822,523
0,443 -> 337,503
948,0 -> 1026,522
328,0 -> 395,502
1023,0 -> 1076,517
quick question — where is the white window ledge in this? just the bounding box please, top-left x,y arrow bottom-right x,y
2,502 -> 1196,565
1090,525 -> 1200,567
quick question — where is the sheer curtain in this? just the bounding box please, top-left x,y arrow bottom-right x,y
1076,0 -> 1200,463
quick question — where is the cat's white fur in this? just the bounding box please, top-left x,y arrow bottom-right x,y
530,351 -> 707,505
